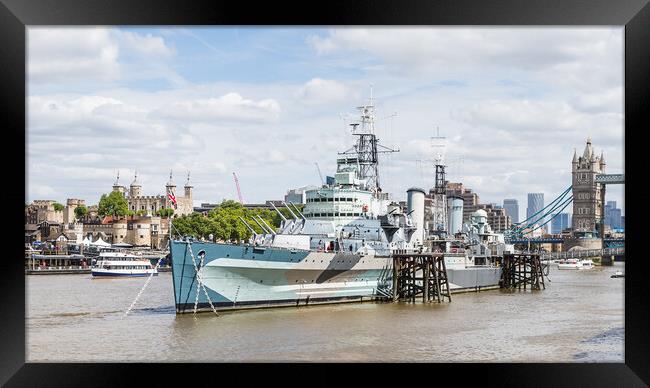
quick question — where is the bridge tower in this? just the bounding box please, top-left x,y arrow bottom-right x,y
571,137 -> 605,237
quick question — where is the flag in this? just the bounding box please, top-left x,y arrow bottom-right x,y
168,192 -> 177,208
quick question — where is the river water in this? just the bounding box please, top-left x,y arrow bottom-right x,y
26,263 -> 624,362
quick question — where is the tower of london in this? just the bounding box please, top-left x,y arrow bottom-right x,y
112,171 -> 194,217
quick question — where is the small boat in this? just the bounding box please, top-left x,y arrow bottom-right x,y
557,258 -> 594,270
610,270 -> 624,278
91,251 -> 157,277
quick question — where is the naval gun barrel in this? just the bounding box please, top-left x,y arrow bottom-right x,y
270,202 -> 288,222
251,216 -> 271,234
256,215 -> 276,235
238,216 -> 257,236
282,202 -> 299,221
288,201 -> 306,220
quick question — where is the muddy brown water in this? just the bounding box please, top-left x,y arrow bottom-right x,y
26,262 -> 624,362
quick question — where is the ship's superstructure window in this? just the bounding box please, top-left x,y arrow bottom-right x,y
307,196 -> 359,203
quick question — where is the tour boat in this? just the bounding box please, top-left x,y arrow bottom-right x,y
557,258 -> 594,270
91,251 -> 157,277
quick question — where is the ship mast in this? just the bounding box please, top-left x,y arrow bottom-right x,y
431,126 -> 448,235
339,86 -> 398,196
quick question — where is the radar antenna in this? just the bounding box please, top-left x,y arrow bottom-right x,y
338,86 -> 398,196
430,126 -> 448,235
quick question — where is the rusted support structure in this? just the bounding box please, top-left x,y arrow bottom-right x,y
392,250 -> 451,303
500,253 -> 545,291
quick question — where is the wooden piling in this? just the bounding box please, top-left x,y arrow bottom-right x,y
391,251 -> 450,303
500,253 -> 545,291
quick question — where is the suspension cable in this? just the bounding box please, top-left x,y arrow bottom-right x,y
521,195 -> 573,235
512,186 -> 572,229
513,195 -> 572,234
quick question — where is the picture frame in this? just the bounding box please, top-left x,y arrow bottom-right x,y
2,0 -> 648,385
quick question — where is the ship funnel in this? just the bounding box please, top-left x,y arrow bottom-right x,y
407,187 -> 426,246
447,195 -> 464,236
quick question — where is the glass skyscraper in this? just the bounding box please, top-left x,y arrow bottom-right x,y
551,213 -> 571,234
503,199 -> 519,224
527,193 -> 545,231
604,201 -> 622,229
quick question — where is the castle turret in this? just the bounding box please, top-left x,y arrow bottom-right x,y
599,150 -> 606,171
130,171 -> 142,197
112,171 -> 125,194
184,171 -> 193,198
571,148 -> 578,171
582,136 -> 593,160
165,170 -> 176,207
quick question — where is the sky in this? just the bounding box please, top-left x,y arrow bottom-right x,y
26,27 -> 625,221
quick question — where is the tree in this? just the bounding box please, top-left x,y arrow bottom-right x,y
156,208 -> 174,218
53,202 -> 64,212
136,210 -> 147,216
98,191 -> 129,217
170,199 -> 288,243
74,205 -> 88,220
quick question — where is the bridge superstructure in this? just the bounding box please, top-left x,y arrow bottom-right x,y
503,139 -> 624,265
540,247 -> 624,260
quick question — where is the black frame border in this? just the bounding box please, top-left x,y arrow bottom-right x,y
1,0 -> 649,386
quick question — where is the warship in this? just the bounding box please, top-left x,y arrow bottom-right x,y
169,95 -> 507,313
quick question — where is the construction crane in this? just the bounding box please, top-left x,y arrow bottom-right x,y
314,162 -> 324,186
232,172 -> 244,204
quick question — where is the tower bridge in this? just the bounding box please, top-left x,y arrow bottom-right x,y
504,138 -> 624,265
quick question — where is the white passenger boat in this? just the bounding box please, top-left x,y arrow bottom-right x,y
557,258 -> 594,270
91,251 -> 157,277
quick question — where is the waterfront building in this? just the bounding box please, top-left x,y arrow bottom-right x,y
551,213 -> 571,234
604,201 -> 622,229
503,199 -> 519,224
25,200 -> 64,224
195,200 -> 285,214
571,137 -> 606,236
284,185 -> 320,205
25,199 -> 86,244
82,215 -> 171,249
111,171 -> 194,217
63,199 -> 85,224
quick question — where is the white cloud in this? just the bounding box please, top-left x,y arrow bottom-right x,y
308,27 -> 622,94
152,93 -> 281,123
295,78 -> 354,105
117,31 -> 175,57
451,99 -> 623,143
28,28 -> 119,83
26,27 -> 624,214
28,27 -> 176,85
